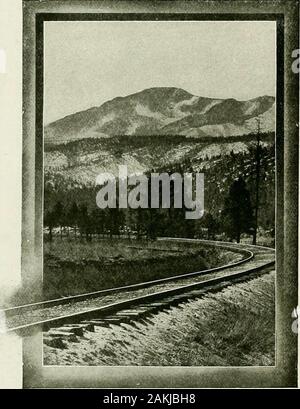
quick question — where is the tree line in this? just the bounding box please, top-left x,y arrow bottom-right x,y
44,176 -> 255,243
44,139 -> 275,244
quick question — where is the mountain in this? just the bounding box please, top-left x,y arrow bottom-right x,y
44,87 -> 275,144
44,87 -> 275,238
44,132 -> 275,187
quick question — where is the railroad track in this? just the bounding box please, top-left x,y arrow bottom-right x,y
1,239 -> 275,344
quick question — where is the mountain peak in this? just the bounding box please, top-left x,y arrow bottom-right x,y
45,87 -> 275,145
123,86 -> 195,102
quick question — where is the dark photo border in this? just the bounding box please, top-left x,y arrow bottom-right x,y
22,0 -> 298,388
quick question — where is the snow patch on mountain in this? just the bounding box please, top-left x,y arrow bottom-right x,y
77,151 -> 112,165
164,145 -> 195,163
121,153 -> 147,175
245,103 -> 275,133
127,121 -> 141,135
174,95 -> 199,109
243,100 -> 261,115
45,88 -> 275,143
199,99 -> 222,114
196,142 -> 249,160
185,123 -> 250,138
44,151 -> 69,169
98,112 -> 116,125
135,103 -> 165,121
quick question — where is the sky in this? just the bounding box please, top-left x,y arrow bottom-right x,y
44,20 -> 276,124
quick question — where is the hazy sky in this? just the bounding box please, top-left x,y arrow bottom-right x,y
44,21 -> 276,124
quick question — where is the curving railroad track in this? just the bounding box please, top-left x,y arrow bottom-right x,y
1,239 -> 275,342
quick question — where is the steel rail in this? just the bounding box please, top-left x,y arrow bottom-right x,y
2,240 -> 253,314
1,240 -> 274,334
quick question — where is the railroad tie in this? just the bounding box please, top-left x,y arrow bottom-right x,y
53,326 -> 84,336
98,317 -> 127,325
63,323 -> 95,332
43,336 -> 66,349
81,319 -> 110,328
45,330 -> 78,342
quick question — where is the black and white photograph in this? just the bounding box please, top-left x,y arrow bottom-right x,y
41,19 -> 277,367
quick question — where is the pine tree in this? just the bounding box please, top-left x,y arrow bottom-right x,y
78,204 -> 88,240
53,201 -> 64,239
44,210 -> 55,241
68,202 -> 79,238
222,178 -> 254,243
202,213 -> 219,240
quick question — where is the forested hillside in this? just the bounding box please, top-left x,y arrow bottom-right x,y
44,132 -> 275,243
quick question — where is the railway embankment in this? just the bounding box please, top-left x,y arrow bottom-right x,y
44,270 -> 275,366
